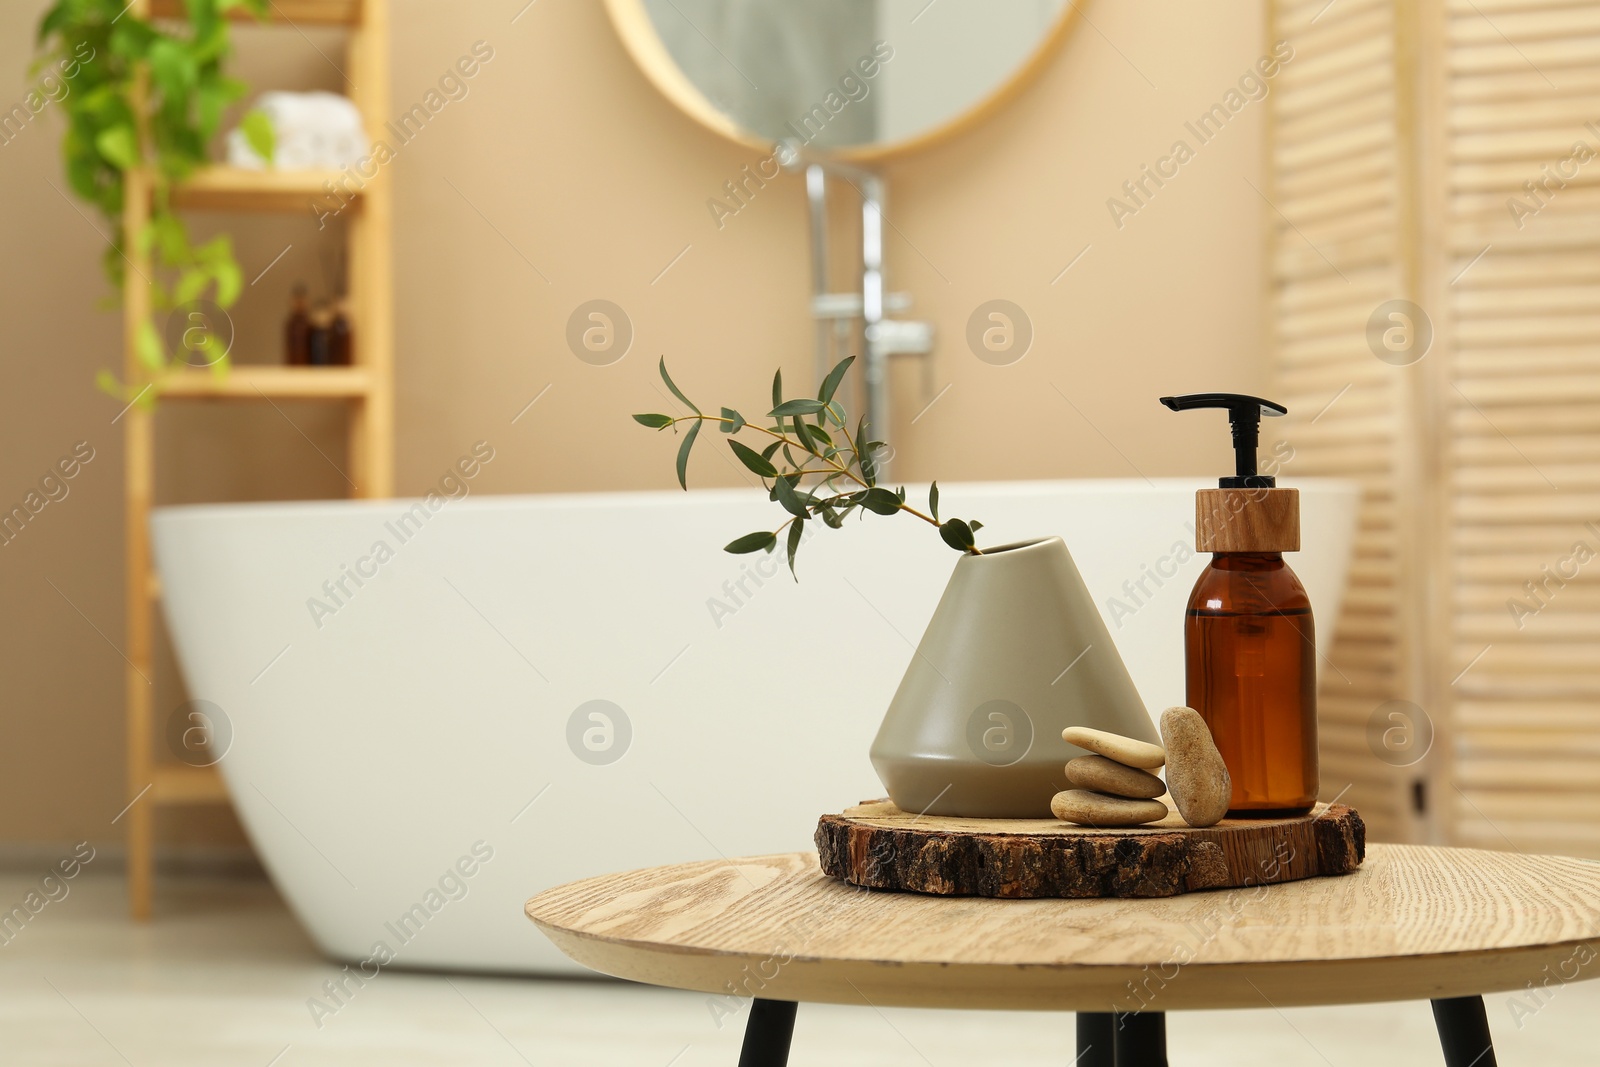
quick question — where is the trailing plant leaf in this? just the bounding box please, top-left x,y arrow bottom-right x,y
135,320 -> 165,372
37,0 -> 268,398
639,359 -> 984,571
94,124 -> 138,169
239,108 -> 275,163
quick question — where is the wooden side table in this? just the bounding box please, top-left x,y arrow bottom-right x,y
527,846 -> 1600,1066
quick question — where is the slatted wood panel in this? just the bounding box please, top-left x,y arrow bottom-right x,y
1267,0 -> 1416,842
1270,0 -> 1600,856
1443,0 -> 1600,858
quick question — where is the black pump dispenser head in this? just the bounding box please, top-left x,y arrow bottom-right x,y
1160,392 -> 1288,488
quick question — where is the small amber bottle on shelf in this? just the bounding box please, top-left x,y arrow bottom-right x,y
285,284 -> 311,366
329,296 -> 353,366
1161,393 -> 1318,816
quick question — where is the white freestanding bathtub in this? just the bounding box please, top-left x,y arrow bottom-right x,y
151,479 -> 1358,975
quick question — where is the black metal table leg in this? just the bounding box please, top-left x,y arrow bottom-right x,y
1432,996 -> 1498,1067
1076,1012 -> 1115,1067
737,999 -> 797,1067
1113,1010 -> 1168,1067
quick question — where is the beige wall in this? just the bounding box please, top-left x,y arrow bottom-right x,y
0,0 -> 1264,849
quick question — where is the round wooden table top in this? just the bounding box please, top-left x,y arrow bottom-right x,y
525,845 -> 1600,1011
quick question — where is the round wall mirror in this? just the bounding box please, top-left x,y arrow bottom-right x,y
605,0 -> 1077,160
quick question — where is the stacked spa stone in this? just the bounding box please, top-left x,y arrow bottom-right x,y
1051,708 -> 1232,828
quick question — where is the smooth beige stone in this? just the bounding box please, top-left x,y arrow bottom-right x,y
1050,789 -> 1169,827
1160,706 -> 1232,828
1060,726 -> 1166,769
1065,755 -> 1166,799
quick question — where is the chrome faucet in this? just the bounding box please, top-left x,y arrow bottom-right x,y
784,146 -> 933,481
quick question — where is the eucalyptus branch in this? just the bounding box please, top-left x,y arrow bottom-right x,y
635,356 -> 985,578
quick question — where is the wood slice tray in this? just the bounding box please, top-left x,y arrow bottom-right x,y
815,798 -> 1366,899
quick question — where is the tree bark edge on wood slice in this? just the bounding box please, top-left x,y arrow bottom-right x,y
814,799 -> 1366,899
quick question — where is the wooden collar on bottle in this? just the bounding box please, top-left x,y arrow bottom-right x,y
1195,487 -> 1300,553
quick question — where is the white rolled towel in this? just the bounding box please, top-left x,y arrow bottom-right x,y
226,90 -> 369,171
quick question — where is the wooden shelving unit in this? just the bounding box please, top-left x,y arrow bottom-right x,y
122,0 -> 392,919
169,165 -> 357,212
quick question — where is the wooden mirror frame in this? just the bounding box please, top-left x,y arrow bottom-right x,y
603,0 -> 1082,162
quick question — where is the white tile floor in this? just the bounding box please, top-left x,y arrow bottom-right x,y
2,871 -> 1594,1065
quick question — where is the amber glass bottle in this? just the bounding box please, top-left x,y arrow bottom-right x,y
1161,391 -> 1320,818
1185,551 -> 1318,815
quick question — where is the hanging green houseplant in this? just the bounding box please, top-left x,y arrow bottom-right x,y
34,0 -> 275,403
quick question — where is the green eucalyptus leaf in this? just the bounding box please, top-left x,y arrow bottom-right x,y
729,438 -> 778,478
674,417 -> 701,489
857,418 -> 877,485
633,413 -> 673,428
802,423 -> 833,449
818,355 -> 853,403
970,520 -> 984,532
760,440 -> 783,461
785,517 -> 804,578
659,357 -> 700,415
861,487 -> 902,516
773,474 -> 808,519
929,481 -> 941,523
719,406 -> 745,434
771,367 -> 782,409
770,398 -> 826,418
939,518 -> 975,552
725,531 -> 777,554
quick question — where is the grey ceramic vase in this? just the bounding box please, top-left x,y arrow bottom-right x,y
869,536 -> 1159,818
